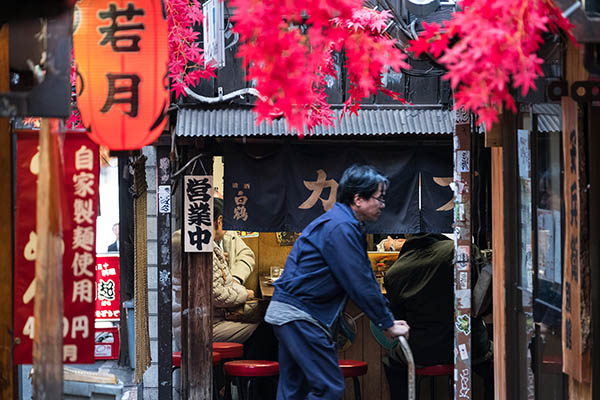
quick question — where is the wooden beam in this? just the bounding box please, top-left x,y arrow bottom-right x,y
0,23 -> 14,400
485,116 -> 503,148
562,40 -> 592,387
33,119 -> 64,399
156,145 -> 172,399
183,155 -> 213,400
117,153 -> 135,367
453,108 -> 473,400
185,252 -> 213,399
491,146 -> 506,400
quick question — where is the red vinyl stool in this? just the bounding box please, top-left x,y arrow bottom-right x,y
339,360 -> 368,400
223,360 -> 279,400
172,351 -> 221,369
416,364 -> 453,399
213,342 -> 244,359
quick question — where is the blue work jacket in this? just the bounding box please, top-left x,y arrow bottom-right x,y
271,202 -> 395,331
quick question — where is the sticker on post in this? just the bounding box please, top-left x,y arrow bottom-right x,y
459,343 -> 469,360
456,289 -> 471,309
455,313 -> 471,335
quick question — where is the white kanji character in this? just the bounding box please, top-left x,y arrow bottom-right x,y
71,315 -> 89,339
75,145 -> 94,171
73,198 -> 94,224
72,226 -> 94,251
71,252 -> 94,277
96,310 -> 101,318
63,345 -> 78,362
72,279 -> 93,303
73,172 -> 95,197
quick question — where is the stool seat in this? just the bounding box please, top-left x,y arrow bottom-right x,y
172,351 -> 221,367
213,342 -> 244,359
339,360 -> 368,377
416,364 -> 453,376
172,352 -> 181,368
224,360 -> 279,377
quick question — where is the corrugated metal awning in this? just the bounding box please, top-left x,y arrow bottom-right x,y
175,107 -> 456,137
533,103 -> 561,132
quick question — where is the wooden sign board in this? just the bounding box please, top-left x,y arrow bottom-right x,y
561,98 -> 592,383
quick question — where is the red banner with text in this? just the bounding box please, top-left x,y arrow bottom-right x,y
14,131 -> 99,364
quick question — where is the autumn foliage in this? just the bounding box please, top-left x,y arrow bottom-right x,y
166,0 -> 216,99
228,1 -> 408,133
408,0 -> 574,127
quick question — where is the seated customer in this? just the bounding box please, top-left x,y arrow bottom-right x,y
212,198 -> 278,362
383,233 -> 494,400
214,193 -> 255,287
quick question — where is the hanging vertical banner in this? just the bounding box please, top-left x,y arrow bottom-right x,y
14,131 -> 99,364
183,176 -> 214,253
561,100 -> 592,382
73,0 -> 169,150
453,108 -> 472,399
95,255 -> 121,321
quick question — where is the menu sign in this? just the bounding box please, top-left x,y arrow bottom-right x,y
95,255 -> 120,321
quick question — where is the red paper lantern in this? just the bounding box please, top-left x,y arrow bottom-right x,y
73,0 -> 169,150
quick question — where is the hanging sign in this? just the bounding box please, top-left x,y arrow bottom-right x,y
95,255 -> 121,321
183,176 -> 214,253
561,100 -> 592,382
14,131 -> 99,364
223,143 -> 454,233
73,0 -> 169,150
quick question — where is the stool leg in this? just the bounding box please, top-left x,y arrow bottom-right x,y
224,375 -> 232,400
236,377 -> 246,400
430,376 -> 436,400
352,377 -> 362,400
247,378 -> 253,400
213,366 -> 220,400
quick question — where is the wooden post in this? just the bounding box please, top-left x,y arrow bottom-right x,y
453,107 -> 472,400
183,155 -> 213,400
33,119 -> 64,399
562,40 -> 592,390
117,152 -> 135,367
186,252 -> 213,399
0,23 -> 14,400
156,145 -> 172,399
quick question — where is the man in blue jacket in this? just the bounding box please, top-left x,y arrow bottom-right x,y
265,164 -> 410,400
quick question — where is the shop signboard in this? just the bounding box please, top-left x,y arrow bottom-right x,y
183,175 -> 214,252
561,99 -> 592,382
95,255 -> 120,321
13,131 -> 99,364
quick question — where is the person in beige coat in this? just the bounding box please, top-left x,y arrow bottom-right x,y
221,230 -> 255,286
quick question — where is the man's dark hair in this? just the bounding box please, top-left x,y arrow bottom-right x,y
213,197 -> 224,222
336,164 -> 389,206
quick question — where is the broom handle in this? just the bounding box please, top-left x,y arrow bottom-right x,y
398,336 -> 415,400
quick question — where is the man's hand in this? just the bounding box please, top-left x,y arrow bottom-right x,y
384,320 -> 409,339
247,289 -> 255,300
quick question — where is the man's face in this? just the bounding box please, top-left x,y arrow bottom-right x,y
214,215 -> 226,242
352,183 -> 386,222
